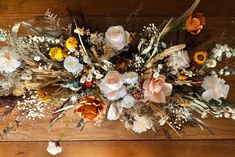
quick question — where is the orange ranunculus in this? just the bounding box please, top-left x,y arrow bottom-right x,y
186,13 -> 205,35
75,96 -> 106,122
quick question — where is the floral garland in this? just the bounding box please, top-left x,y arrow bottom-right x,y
0,0 -> 235,155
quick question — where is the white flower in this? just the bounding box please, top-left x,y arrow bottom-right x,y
206,59 -> 217,68
0,47 -> 21,73
121,94 -> 135,108
201,74 -> 229,102
64,56 -> 83,74
33,56 -> 41,62
168,50 -> 190,73
47,141 -> 62,155
132,114 -> 153,134
105,25 -> 130,50
123,72 -> 138,85
107,103 -> 123,120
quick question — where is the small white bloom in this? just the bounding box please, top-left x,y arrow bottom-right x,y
93,69 -> 104,79
80,76 -> 86,84
33,56 -> 41,62
47,141 -> 62,155
64,56 -> 83,74
105,25 -> 130,50
159,117 -> 167,126
107,103 -> 123,120
70,94 -> 78,102
121,94 -> 135,108
206,59 -> 217,68
0,47 -> 21,73
168,50 -> 190,73
132,114 -> 153,134
201,74 -> 229,102
123,72 -> 138,85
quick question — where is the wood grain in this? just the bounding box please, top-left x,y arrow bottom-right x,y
0,0 -> 235,17
0,140 -> 234,157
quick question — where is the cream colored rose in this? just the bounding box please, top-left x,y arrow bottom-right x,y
99,71 -> 127,100
105,26 -> 130,50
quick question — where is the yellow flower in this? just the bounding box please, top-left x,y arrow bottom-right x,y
49,47 -> 64,61
66,37 -> 78,50
177,73 -> 188,81
193,51 -> 207,65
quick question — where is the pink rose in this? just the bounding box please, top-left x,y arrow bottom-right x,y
99,71 -> 127,100
143,75 -> 172,103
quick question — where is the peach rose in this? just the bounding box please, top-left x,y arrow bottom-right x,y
143,75 -> 172,103
99,71 -> 127,100
75,96 -> 106,122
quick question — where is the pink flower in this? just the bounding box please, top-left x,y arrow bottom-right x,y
143,75 -> 172,103
99,71 -> 127,100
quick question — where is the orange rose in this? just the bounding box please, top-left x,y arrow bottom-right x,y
75,96 -> 106,122
186,13 -> 205,35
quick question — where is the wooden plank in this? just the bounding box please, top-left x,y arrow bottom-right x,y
0,140 -> 234,157
0,0 -> 235,17
0,115 -> 235,141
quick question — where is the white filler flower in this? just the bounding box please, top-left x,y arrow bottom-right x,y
132,114 -> 153,133
0,47 -> 21,73
47,141 -> 62,155
64,56 -> 83,74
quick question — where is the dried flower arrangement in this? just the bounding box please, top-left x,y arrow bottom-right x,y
0,0 -> 235,155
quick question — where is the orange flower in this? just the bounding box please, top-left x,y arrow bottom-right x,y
186,13 -> 205,35
65,37 -> 78,50
75,96 -> 106,122
193,51 -> 207,65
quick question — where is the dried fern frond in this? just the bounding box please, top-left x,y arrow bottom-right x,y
44,9 -> 61,30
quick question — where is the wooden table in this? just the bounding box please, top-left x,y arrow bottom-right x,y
0,0 -> 235,156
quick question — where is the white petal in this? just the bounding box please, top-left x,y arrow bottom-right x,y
107,103 -> 123,120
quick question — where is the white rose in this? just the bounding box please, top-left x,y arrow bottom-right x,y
105,25 -> 130,50
64,56 -> 83,74
201,74 -> 229,102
